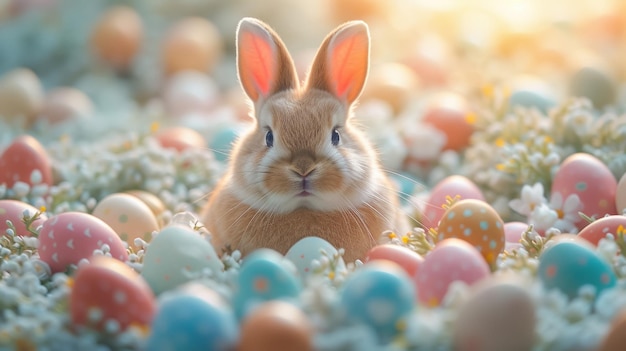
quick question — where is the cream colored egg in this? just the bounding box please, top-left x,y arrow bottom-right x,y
92,193 -> 160,249
125,190 -> 167,228
40,87 -> 93,124
0,68 -> 44,126
161,17 -> 223,75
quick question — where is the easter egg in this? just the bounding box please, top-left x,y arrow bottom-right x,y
366,244 -> 423,278
504,221 -> 529,251
234,249 -> 301,319
92,193 -> 160,249
422,175 -> 485,230
238,301 -> 314,351
340,261 -> 415,339
453,276 -> 535,351
578,215 -> 626,246
616,172 -> 626,214
38,212 -> 127,273
141,225 -> 223,295
162,71 -> 219,117
538,241 -> 616,299
146,283 -> 238,351
361,63 -> 419,113
0,200 -> 47,237
91,5 -> 143,70
437,199 -> 505,266
155,126 -> 206,152
162,17 -> 222,75
285,236 -> 346,279
417,238 -> 490,307
569,66 -> 616,109
508,76 -> 557,113
39,87 -> 93,124
0,135 -> 53,189
598,310 -> 626,351
422,93 -> 474,151
70,255 -> 155,331
551,153 -> 617,231
125,190 -> 167,227
209,126 -> 239,162
0,68 -> 43,126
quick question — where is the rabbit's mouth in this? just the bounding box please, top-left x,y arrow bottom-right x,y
297,190 -> 312,197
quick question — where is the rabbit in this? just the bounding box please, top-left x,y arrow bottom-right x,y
201,17 -> 409,262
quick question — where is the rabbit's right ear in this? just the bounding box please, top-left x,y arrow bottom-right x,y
236,18 -> 298,105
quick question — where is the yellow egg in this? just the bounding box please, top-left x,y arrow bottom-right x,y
40,87 -> 93,124
125,190 -> 167,228
161,17 -> 222,75
0,68 -> 44,126
91,5 -> 143,70
92,193 -> 160,249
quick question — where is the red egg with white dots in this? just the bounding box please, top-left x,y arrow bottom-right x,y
422,175 -> 485,230
578,215 -> 626,246
38,212 -> 128,273
0,135 -> 53,188
0,199 -> 47,237
70,255 -> 156,331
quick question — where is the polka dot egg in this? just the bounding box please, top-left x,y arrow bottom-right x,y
422,175 -> 485,230
437,199 -> 505,266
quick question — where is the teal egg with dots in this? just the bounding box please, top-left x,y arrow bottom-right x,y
538,241 -> 616,299
436,199 -> 505,266
233,249 -> 301,319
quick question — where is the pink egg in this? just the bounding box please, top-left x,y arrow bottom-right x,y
155,126 -> 206,152
0,135 -> 53,188
422,93 -> 475,151
366,244 -> 424,278
422,175 -> 485,230
417,238 -> 490,307
40,87 -> 93,124
578,215 -> 626,246
38,212 -> 128,273
0,199 -> 47,237
616,172 -> 626,214
162,71 -> 219,117
70,255 -> 155,331
504,222 -> 528,251
551,153 -> 617,231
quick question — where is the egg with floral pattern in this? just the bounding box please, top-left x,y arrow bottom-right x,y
436,199 -> 505,266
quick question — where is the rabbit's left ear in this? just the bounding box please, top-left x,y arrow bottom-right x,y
306,21 -> 370,105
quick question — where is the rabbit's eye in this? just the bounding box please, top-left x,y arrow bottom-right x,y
265,129 -> 274,148
331,128 -> 340,146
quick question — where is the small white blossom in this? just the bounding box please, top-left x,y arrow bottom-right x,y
549,192 -> 583,233
509,182 -> 547,216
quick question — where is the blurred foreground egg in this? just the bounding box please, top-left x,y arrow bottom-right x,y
162,17 -> 222,75
0,68 -> 43,126
91,5 -> 143,70
0,199 -> 47,237
0,135 -> 53,188
422,93 -> 474,151
285,236 -> 345,279
155,126 -> 206,152
423,175 -> 485,230
40,87 -> 93,124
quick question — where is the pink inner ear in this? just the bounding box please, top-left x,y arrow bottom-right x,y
329,34 -> 368,103
240,31 -> 276,99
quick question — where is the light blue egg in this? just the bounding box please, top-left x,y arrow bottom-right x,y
389,172 -> 421,203
145,285 -> 238,351
538,241 -> 616,299
233,249 -> 301,319
340,261 -> 416,341
509,89 -> 556,113
209,127 -> 239,162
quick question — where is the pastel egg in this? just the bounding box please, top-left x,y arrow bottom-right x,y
145,283 -> 238,351
340,261 -> 415,340
38,212 -> 128,273
92,193 -> 160,249
504,221 -> 528,251
155,126 -> 206,152
578,215 -> 626,246
39,87 -> 93,124
453,276 -> 535,351
0,135 -> 53,188
162,71 -> 219,117
422,175 -> 485,230
551,153 -> 617,231
361,63 -> 419,113
616,172 -> 626,214
234,249 -> 301,319
125,190 -> 167,227
508,76 -> 557,113
422,93 -> 475,151
538,241 -> 616,299
209,126 -> 239,162
417,238 -> 490,307
569,66 -> 617,109
597,310 -> 626,351
91,5 -> 143,70
0,200 -> 47,237
162,17 -> 222,75
437,199 -> 505,266
366,244 -> 423,278
70,255 -> 155,331
238,301 -> 314,351
388,172 -> 420,202
285,236 -> 346,279
0,68 -> 44,126
141,225 -> 223,295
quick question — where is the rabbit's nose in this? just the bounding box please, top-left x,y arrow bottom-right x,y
291,167 -> 315,178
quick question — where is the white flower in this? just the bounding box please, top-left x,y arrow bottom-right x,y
529,203 -> 558,232
509,182 -> 547,216
549,192 -> 583,233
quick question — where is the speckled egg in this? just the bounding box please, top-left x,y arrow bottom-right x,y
285,236 -> 346,280
70,255 -> 155,331
437,199 -> 505,266
340,260 -> 415,339
38,212 -> 128,273
422,93 -> 475,151
577,215 -> 626,246
145,283 -> 238,351
155,126 -> 206,152
366,244 -> 423,278
238,301 -> 314,351
0,199 -> 47,237
141,225 -> 223,295
417,238 -> 490,307
92,193 -> 160,250
453,276 -> 535,351
0,135 -> 53,188
39,87 -> 93,124
538,240 -> 616,299
161,17 -> 222,75
616,172 -> 626,214
597,310 -> 626,351
422,175 -> 485,230
91,5 -> 143,70
0,68 -> 43,126
551,153 -> 617,231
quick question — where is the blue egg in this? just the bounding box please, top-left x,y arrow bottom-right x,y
340,261 -> 416,341
145,285 -> 238,351
233,249 -> 301,319
538,241 -> 616,299
389,172 -> 421,203
509,89 -> 556,113
209,127 -> 239,162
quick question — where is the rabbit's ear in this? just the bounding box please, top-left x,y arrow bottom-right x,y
236,18 -> 298,104
307,21 -> 370,105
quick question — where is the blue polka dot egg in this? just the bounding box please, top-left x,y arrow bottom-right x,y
436,199 -> 505,266
538,240 -> 616,299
